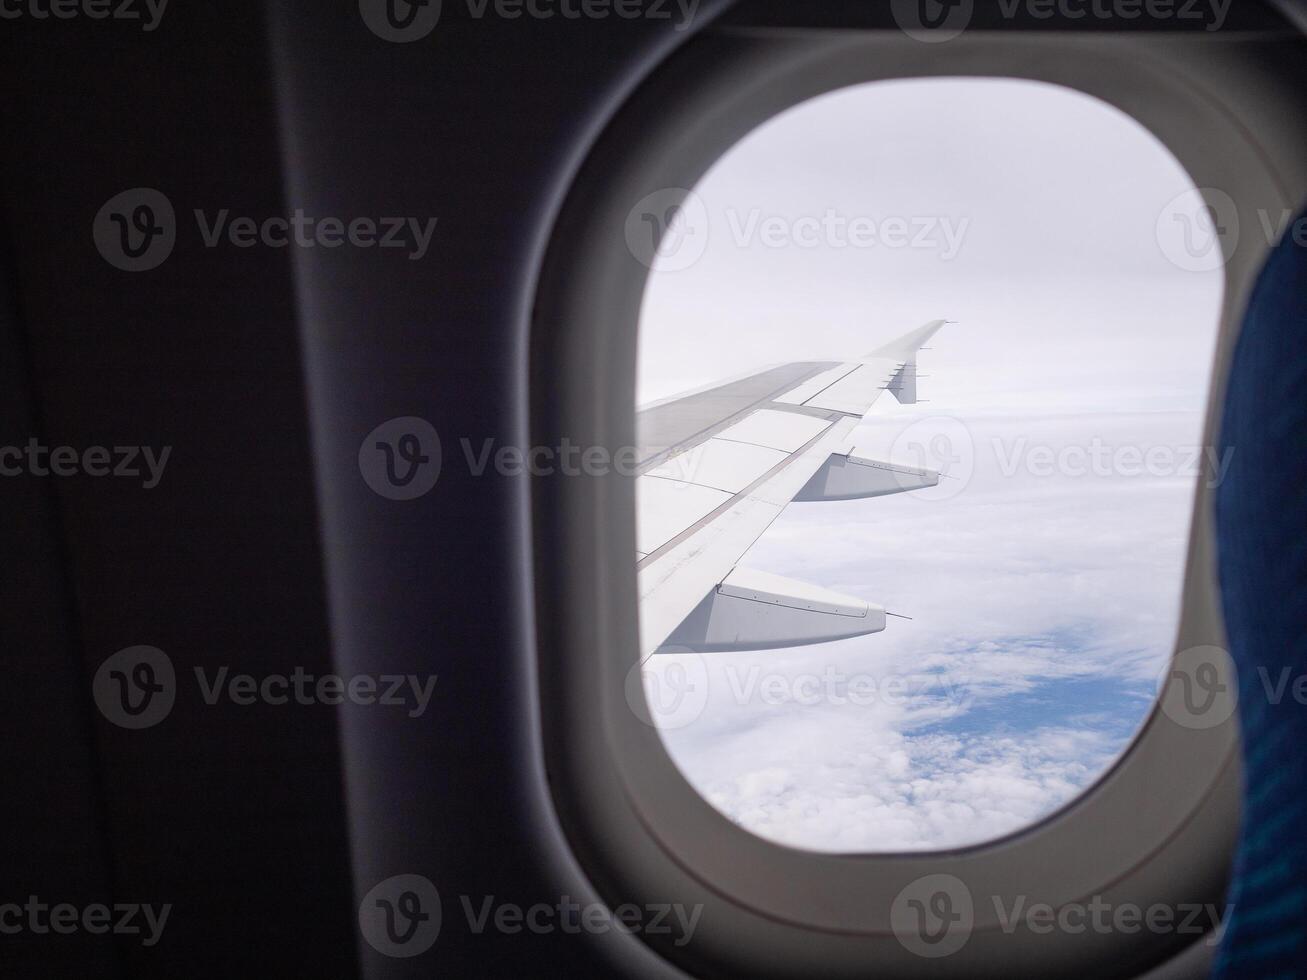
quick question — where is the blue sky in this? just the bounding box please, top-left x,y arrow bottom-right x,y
635,78 -> 1222,852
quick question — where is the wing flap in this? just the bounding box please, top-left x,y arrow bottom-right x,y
774,363 -> 860,407
635,477 -> 731,555
799,358 -> 902,415
646,438 -> 789,493
713,409 -> 833,452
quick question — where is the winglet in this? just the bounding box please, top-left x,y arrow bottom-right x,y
864,319 -> 950,361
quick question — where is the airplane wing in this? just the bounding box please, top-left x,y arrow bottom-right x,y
636,319 -> 949,659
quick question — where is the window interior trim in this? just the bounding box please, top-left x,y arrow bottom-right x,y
531,19 -> 1307,978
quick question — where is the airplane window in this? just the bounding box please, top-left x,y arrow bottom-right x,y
631,78 -> 1223,852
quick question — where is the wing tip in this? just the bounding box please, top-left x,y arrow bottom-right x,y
866,318 -> 951,359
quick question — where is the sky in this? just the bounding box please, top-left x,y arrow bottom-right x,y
634,78 -> 1223,852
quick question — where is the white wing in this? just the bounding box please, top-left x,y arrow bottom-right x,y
636,320 -> 949,659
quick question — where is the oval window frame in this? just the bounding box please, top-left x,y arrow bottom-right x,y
530,18 -> 1306,978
